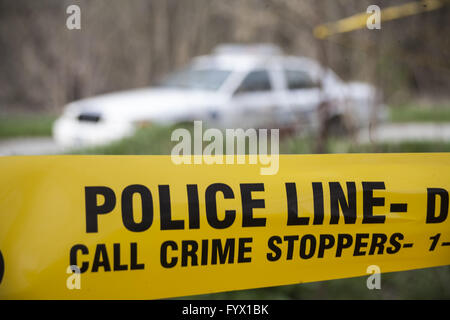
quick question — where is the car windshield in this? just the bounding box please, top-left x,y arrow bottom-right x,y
160,67 -> 231,91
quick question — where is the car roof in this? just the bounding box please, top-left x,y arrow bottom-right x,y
191,48 -> 323,74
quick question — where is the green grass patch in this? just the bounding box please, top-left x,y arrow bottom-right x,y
77,124 -> 181,155
0,114 -> 57,138
279,136 -> 450,154
76,125 -> 450,155
389,102 -> 450,123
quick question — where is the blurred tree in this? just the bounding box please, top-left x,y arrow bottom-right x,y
0,0 -> 448,112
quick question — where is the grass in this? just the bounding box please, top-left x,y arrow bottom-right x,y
77,122 -> 450,156
389,101 -> 450,123
77,124 -> 180,155
281,136 -> 450,154
1,101 -> 449,139
0,114 -> 56,138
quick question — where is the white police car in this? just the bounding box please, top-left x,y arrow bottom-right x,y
53,44 -> 383,147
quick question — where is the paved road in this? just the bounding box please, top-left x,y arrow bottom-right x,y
357,123 -> 450,143
1,123 -> 450,156
0,137 -> 64,156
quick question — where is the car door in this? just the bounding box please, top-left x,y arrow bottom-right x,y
282,68 -> 322,130
230,69 -> 280,129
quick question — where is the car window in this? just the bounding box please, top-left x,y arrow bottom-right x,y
236,70 -> 272,94
284,70 -> 318,90
160,67 -> 231,91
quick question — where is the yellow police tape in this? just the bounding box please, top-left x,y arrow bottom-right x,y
0,154 -> 449,299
